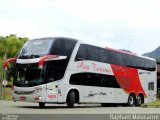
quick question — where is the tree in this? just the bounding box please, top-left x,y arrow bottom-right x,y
0,34 -> 28,81
0,34 -> 28,59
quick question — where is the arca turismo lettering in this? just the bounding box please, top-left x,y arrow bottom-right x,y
77,61 -> 111,74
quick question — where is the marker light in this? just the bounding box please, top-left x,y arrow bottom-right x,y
35,96 -> 42,100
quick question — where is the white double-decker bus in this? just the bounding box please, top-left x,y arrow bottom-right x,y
4,37 -> 157,108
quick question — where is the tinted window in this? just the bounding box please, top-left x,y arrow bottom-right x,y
45,59 -> 69,82
51,39 -> 77,57
70,73 -> 120,88
75,44 -> 156,71
148,82 -> 154,90
86,45 -> 95,61
19,39 -> 54,57
14,67 -> 44,87
76,44 -> 88,60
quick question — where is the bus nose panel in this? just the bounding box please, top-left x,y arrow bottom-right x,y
12,85 -> 46,102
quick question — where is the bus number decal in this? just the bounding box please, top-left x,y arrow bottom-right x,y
48,95 -> 56,98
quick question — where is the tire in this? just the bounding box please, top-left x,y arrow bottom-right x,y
67,91 -> 75,108
39,102 -> 45,108
127,94 -> 135,106
135,95 -> 144,106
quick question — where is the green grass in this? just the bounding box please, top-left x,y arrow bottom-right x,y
0,86 -> 12,101
145,99 -> 160,106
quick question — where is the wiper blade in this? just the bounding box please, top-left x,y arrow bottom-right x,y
19,54 -> 40,59
30,54 -> 40,58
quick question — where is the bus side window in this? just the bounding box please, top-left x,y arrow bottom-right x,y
48,69 -> 55,82
148,82 -> 154,90
109,51 -> 117,65
75,44 -> 87,61
86,45 -> 95,61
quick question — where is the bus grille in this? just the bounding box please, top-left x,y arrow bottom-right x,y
14,90 -> 35,95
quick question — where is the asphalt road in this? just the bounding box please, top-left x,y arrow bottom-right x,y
0,100 -> 160,114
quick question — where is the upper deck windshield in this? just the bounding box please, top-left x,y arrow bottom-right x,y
18,38 -> 77,59
19,39 -> 54,58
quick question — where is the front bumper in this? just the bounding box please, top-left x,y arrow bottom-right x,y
12,91 -> 46,102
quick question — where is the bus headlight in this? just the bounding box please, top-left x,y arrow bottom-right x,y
35,96 -> 42,100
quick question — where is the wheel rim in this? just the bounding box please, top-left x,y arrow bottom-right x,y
137,96 -> 142,105
128,96 -> 134,105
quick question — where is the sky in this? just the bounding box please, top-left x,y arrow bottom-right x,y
0,0 -> 160,55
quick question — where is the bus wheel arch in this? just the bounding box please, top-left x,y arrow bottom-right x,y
127,93 -> 136,106
135,93 -> 144,106
66,89 -> 79,108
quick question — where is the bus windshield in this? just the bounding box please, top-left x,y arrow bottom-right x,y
14,68 -> 44,87
19,39 -> 54,57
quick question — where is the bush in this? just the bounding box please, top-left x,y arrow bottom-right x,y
5,81 -> 12,88
157,88 -> 160,98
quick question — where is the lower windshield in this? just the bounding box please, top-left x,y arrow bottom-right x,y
14,68 -> 44,87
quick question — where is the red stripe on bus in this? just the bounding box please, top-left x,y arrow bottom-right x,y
111,64 -> 146,96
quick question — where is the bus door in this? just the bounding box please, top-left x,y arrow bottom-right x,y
44,63 -> 59,102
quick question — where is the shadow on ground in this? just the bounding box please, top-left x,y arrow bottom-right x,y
16,104 -> 128,109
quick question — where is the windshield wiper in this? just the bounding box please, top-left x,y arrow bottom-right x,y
30,54 -> 40,58
20,54 -> 40,59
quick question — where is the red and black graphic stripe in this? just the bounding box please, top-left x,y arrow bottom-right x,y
111,64 -> 146,97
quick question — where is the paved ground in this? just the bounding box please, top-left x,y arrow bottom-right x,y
0,100 -> 160,114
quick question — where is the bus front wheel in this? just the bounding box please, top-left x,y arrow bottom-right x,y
67,91 -> 75,108
39,102 -> 45,108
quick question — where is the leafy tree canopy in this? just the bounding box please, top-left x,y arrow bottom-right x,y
0,34 -> 28,60
0,34 -> 28,80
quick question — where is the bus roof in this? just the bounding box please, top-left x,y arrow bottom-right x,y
105,47 -> 137,56
29,37 -> 78,42
78,39 -> 156,62
29,37 -> 156,62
